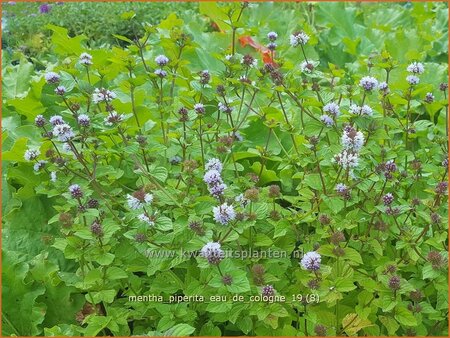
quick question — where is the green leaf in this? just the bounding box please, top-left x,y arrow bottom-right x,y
236,317 -> 253,335
335,278 -> 357,292
152,167 -> 168,182
2,58 -> 34,99
380,294 -> 397,312
199,322 -> 222,336
106,267 -> 128,280
379,315 -> 399,335
343,247 -> 363,265
2,137 -> 29,162
156,216 -> 173,231
251,162 -> 280,185
227,269 -> 251,293
84,269 -> 102,286
422,263 -> 441,279
163,323 -> 196,336
94,253 -> 115,266
341,313 -> 373,336
369,239 -> 383,256
46,24 -> 87,56
84,316 -> 111,336
3,197 -> 56,257
269,303 -> 289,317
323,195 -> 345,214
2,250 -> 46,336
303,173 -> 323,190
205,302 -> 233,313
254,233 -> 273,247
254,203 -> 268,219
394,306 -> 418,326
274,220 -> 290,238
90,290 -> 116,304
199,2 -> 230,32
7,94 -> 46,121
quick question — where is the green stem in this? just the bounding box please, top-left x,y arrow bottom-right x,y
199,117 -> 205,169
277,91 -> 300,156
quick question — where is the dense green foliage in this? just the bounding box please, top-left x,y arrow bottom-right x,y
2,1 -> 448,337
2,1 -> 197,54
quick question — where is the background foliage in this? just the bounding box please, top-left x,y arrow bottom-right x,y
2,1 -> 197,55
2,1 -> 449,337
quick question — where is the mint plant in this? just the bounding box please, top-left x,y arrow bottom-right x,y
2,2 -> 448,337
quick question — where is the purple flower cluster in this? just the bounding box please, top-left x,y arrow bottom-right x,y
204,158 -> 227,198
218,102 -> 233,114
241,54 -> 258,68
300,251 -> 321,271
53,121 -> 75,141
39,3 -> 51,14
378,81 -> 389,94
194,103 -> 205,115
213,203 -> 236,225
262,285 -> 275,297
300,60 -> 317,74
154,69 -> 167,78
199,70 -> 210,85
267,31 -> 278,41
349,104 -> 373,116
323,101 -> 341,117
425,92 -> 434,104
267,41 -> 277,51
334,150 -> 359,170
320,101 -> 340,126
35,115 -> 46,127
200,242 -> 224,264
138,213 -> 155,226
435,181 -> 448,195
388,275 -> 401,290
44,72 -> 60,84
381,159 -> 397,179
341,126 -> 365,152
320,114 -> 334,127
155,55 -> 169,66
335,183 -> 350,200
235,194 -> 250,208
333,125 -> 365,173
407,62 -> 425,75
24,148 -> 40,161
33,160 -> 47,172
91,221 -> 103,237
55,86 -> 67,96
69,184 -> 83,199
104,111 -> 124,126
405,62 -> 424,86
127,190 -> 153,210
92,88 -> 116,104
290,31 -> 309,47
406,75 -> 420,86
47,115 -> 75,142
359,76 -> 378,91
77,114 -> 90,127
385,206 -> 400,216
79,52 -> 93,66
383,193 -> 394,206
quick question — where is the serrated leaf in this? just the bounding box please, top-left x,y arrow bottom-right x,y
152,166 -> 168,182
164,323 -> 196,336
394,306 -> 418,326
341,313 -> 373,335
